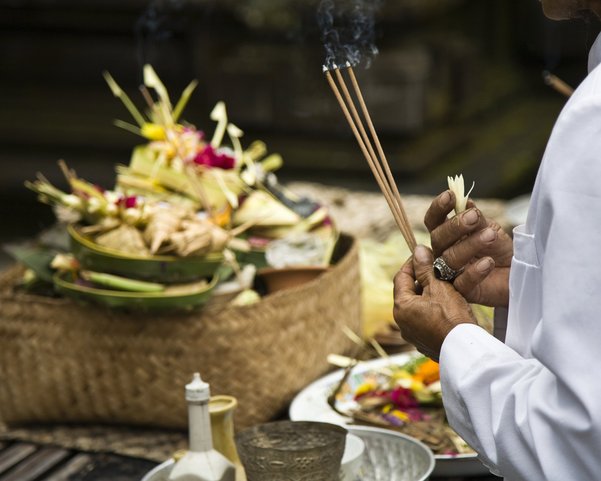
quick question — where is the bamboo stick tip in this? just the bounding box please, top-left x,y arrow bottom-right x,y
542,70 -> 553,85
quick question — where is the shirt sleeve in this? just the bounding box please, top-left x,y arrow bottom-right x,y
439,89 -> 601,481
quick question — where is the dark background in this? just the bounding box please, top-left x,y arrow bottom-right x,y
0,0 -> 598,251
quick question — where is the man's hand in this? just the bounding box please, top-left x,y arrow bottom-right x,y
424,191 -> 513,308
393,246 -> 477,361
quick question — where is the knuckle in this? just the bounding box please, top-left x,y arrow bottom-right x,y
457,267 -> 478,289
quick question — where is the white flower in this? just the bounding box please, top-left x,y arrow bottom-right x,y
63,194 -> 83,210
105,203 -> 119,217
122,207 -> 142,225
104,191 -> 121,204
87,197 -> 103,214
50,253 -> 79,271
447,174 -> 475,214
53,204 -> 82,224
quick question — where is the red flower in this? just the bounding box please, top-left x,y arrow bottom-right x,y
389,387 -> 419,410
193,145 -> 235,170
117,195 -> 137,208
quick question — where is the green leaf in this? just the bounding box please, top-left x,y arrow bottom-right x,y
81,270 -> 165,293
3,243 -> 57,283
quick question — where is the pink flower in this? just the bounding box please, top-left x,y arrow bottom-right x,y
117,195 -> 137,208
183,127 -> 205,140
193,145 -> 235,170
124,196 -> 137,209
389,387 -> 419,410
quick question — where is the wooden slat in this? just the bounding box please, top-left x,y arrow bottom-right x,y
0,443 -> 37,475
0,447 -> 70,481
42,454 -> 92,481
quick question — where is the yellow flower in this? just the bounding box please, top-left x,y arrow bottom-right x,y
141,123 -> 167,141
355,380 -> 378,397
389,410 -> 410,422
409,380 -> 425,393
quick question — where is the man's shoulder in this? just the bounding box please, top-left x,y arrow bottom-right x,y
570,65 -> 601,108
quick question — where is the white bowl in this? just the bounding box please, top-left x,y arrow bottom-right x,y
347,425 -> 435,481
340,433 -> 365,480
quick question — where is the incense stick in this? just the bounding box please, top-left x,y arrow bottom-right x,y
543,71 -> 574,98
325,65 -> 417,252
326,70 -> 412,245
347,66 -> 416,250
325,70 -> 413,247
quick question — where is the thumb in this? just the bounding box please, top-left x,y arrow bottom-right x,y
413,245 -> 435,288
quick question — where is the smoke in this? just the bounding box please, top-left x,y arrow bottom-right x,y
317,0 -> 384,70
135,0 -> 186,70
542,22 -> 561,72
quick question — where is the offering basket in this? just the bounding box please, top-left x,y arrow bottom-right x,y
0,235 -> 360,430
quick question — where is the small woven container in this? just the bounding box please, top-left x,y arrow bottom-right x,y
0,235 -> 361,430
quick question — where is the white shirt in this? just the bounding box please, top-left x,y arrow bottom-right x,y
440,33 -> 601,481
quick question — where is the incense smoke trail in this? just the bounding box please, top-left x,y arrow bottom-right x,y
136,0 -> 186,70
318,0 -> 384,69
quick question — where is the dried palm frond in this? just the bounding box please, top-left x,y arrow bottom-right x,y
169,219 -> 213,257
79,217 -> 121,235
144,206 -> 186,254
95,224 -> 149,256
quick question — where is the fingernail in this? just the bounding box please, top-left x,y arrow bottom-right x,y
480,228 -> 496,242
462,209 -> 479,225
414,245 -> 430,263
440,191 -> 451,206
476,258 -> 493,273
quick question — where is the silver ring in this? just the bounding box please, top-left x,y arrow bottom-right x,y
433,256 -> 462,281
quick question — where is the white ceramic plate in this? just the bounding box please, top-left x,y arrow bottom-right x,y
289,353 -> 490,477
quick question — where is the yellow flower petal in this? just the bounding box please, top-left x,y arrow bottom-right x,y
389,410 -> 410,422
141,123 -> 167,141
355,381 -> 378,397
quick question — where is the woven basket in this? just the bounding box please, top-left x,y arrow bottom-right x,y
0,235 -> 360,430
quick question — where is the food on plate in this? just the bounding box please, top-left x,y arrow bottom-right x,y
331,355 -> 475,455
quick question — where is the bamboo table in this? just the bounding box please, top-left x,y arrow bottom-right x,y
0,441 -> 500,481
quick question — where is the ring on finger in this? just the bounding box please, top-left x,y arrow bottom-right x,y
433,256 -> 463,282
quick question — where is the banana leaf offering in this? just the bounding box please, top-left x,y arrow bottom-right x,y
53,270 -> 218,311
17,65 -> 337,310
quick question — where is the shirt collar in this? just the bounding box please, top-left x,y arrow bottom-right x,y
588,32 -> 601,73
